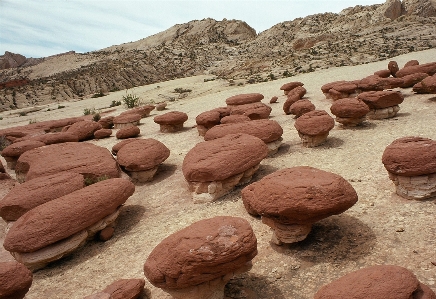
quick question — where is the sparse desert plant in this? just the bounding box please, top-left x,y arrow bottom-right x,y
83,107 -> 96,115
84,174 -> 110,186
91,91 -> 105,98
19,111 -> 27,116
93,113 -> 101,122
173,87 -> 192,93
58,105 -> 65,109
110,100 -> 122,107
29,119 -> 37,124
122,92 -> 141,108
0,136 -> 9,151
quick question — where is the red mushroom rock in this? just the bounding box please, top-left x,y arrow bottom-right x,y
204,119 -> 283,155
220,114 -> 251,124
314,265 -> 436,299
3,178 -> 135,271
413,74 -> 436,94
1,140 -> 45,170
94,128 -> 112,139
294,110 -> 335,147
154,111 -> 188,133
280,81 -> 304,95
374,69 -> 392,78
395,62 -> 436,78
15,142 -> 120,183
195,107 -> 231,136
116,126 -> 140,139
283,86 -> 307,114
321,81 -> 358,100
182,133 -> 268,203
400,73 -> 429,88
117,139 -> 170,183
269,96 -> 278,103
382,137 -> 436,200
242,166 -> 358,245
404,60 -> 419,68
111,139 -> 137,156
289,99 -> 316,118
357,90 -> 404,119
65,120 -> 102,141
330,98 -> 370,126
84,278 -> 146,299
120,105 -> 155,118
230,102 -> 272,120
144,216 -> 257,299
113,113 -> 141,129
225,93 -> 264,107
0,172 -> 85,221
0,261 -> 33,299
388,61 -> 399,77
98,116 -> 115,129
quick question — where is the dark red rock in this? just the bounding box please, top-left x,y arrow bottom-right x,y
66,120 -> 102,141
98,116 -> 114,129
269,96 -> 278,103
111,139 -> 137,156
0,172 -> 85,221
182,133 -> 268,182
34,132 -> 79,145
330,98 -> 370,118
294,110 -> 335,136
225,93 -> 264,106
1,140 -> 45,158
98,227 -> 115,242
404,60 -> 419,68
396,62 -> 436,78
230,102 -> 272,120
94,129 -> 112,139
116,126 -> 140,139
113,114 -> 141,126
153,111 -> 188,125
220,115 -> 251,124
388,61 -> 399,76
0,261 -> 33,299
289,99 -> 316,118
382,137 -> 436,176
358,90 -> 404,109
314,265 -> 435,299
413,74 -> 436,94
196,107 -> 231,128
101,278 -> 145,299
280,82 -> 304,94
117,139 -> 170,171
120,105 -> 155,118
374,69 -> 392,78
144,216 -> 257,289
357,75 -> 404,91
4,178 -> 135,253
400,73 -> 429,88
283,86 -> 307,114
242,166 -> 358,224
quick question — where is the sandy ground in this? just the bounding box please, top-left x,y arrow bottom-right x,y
0,49 -> 435,299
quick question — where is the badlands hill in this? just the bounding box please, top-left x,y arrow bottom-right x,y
0,0 -> 435,111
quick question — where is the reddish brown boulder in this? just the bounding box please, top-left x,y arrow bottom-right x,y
374,69 -> 392,78
330,98 -> 370,126
388,61 -> 399,76
116,126 -> 140,139
98,116 -> 114,129
85,278 -> 146,299
230,102 -> 272,120
65,120 -> 102,141
35,132 -> 79,145
225,93 -> 264,106
321,81 -> 358,100
0,261 -> 33,299
144,216 -> 257,298
154,111 -> 188,133
280,82 -> 304,95
404,60 -> 419,68
289,99 -> 315,118
358,90 -> 404,109
15,142 -> 120,183
195,107 -> 231,136
120,105 -> 155,118
269,96 -> 278,103
113,114 -> 141,129
220,115 -> 251,124
396,62 -> 436,78
400,73 -> 429,88
4,178 -> 135,254
357,75 -> 404,91
242,166 -> 357,244
283,86 -> 307,114
94,129 -> 112,139
314,265 -> 436,299
0,172 -> 85,221
111,139 -> 137,156
413,74 -> 436,94
1,140 -> 45,170
294,110 -> 335,147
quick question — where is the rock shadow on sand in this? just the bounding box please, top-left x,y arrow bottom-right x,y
225,273 -> 285,299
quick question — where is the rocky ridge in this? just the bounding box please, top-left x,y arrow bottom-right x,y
0,0 -> 435,111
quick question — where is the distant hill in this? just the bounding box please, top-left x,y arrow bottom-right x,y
0,0 -> 435,111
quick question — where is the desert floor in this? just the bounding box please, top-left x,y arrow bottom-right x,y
1,49 -> 435,299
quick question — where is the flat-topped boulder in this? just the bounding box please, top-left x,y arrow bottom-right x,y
154,111 -> 188,133
294,110 -> 335,147
314,265 -> 436,299
0,261 -> 33,299
382,136 -> 436,200
225,93 -> 264,106
195,107 -> 231,136
220,115 -> 251,124
116,126 -> 140,139
65,120 -> 102,141
289,99 -> 315,118
120,105 -> 155,118
15,142 -> 120,183
182,133 -> 268,203
113,114 -> 141,129
3,178 -> 135,270
400,72 -> 429,88
321,81 -> 358,100
242,166 -> 357,244
117,139 -> 170,182
395,61 -> 436,78
357,75 -> 404,91
98,116 -> 114,129
204,119 -> 283,155
330,98 -> 370,126
374,69 -> 392,78
144,216 -> 257,299
0,172 -> 85,221
413,74 -> 436,94
111,139 -> 137,156
1,140 -> 46,170
280,81 -> 304,95
84,278 -> 146,299
358,90 -> 403,119
230,102 -> 272,120
94,129 -> 112,139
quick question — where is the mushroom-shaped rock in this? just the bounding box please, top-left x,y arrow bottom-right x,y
0,172 -> 85,221
113,114 -> 141,129
98,116 -> 114,129
154,111 -> 188,133
283,86 -> 307,114
225,93 -> 264,106
15,142 -> 120,183
94,128 -> 112,139
195,107 -> 231,136
182,133 -> 268,203
395,62 -> 436,78
204,119 -> 283,155
330,98 -> 370,126
144,216 -> 257,299
314,265 -> 436,299
294,110 -> 335,147
220,115 -> 251,124
321,81 -> 358,100
84,278 -> 146,299
65,120 -> 102,141
1,140 -> 45,170
111,139 -> 137,156
121,105 -> 155,118
230,102 -> 272,120
116,126 -> 140,139
3,178 -> 135,270
289,99 -> 315,118
117,139 -> 170,183
280,81 -> 304,95
269,96 -> 278,103
241,166 -> 358,244
388,60 -> 399,76
0,261 -> 33,299
358,90 -> 403,119
413,74 -> 436,94
382,137 -> 436,200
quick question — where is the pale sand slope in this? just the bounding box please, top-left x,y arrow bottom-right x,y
0,49 -> 435,299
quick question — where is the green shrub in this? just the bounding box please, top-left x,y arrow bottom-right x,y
93,113 -> 101,122
19,111 -> 27,116
122,93 -> 141,108
110,100 -> 122,107
174,87 -> 192,93
83,107 -> 96,115
29,119 -> 37,124
84,175 -> 110,186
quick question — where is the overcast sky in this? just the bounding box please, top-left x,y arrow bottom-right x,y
0,0 -> 383,58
